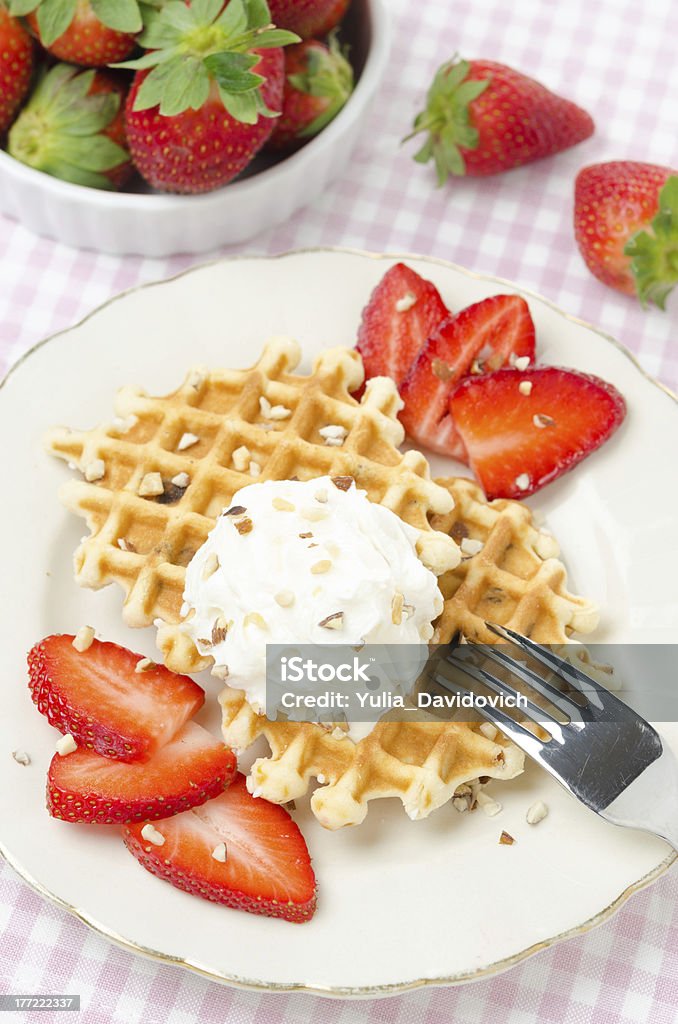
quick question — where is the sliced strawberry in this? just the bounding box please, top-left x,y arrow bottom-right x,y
48,722 -> 236,825
399,295 -> 536,459
356,263 -> 449,389
449,367 -> 626,500
124,773 -> 317,923
28,636 -> 204,762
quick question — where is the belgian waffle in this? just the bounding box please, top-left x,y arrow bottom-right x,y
45,338 -> 461,674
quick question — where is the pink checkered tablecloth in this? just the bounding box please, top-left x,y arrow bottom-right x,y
2,0 -> 678,1020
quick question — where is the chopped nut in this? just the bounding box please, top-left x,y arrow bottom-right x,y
223,505 -> 247,517
211,616 -> 230,645
56,734 -> 77,757
395,291 -> 417,312
514,356 -> 530,371
402,603 -> 415,620
111,414 -> 137,433
318,611 -> 344,629
325,437 -> 344,447
138,472 -> 164,497
171,472 -> 190,488
298,532 -> 313,539
533,413 -> 556,429
84,459 -> 105,482
211,664 -> 229,680
118,537 -> 137,553
259,395 -> 272,418
526,800 -> 548,825
311,559 -> 332,574
316,773 -> 327,784
202,553 -> 219,579
141,824 -> 165,846
314,488 -> 328,503
234,517 -> 253,535
391,592 -> 404,625
135,658 -> 155,673
519,380 -> 533,396
515,473 -> 530,491
211,842 -> 227,863
460,537 -> 483,556
476,791 -> 502,817
232,445 -> 251,471
275,590 -> 295,607
72,626 -> 95,652
12,750 -> 31,766
249,461 -> 261,477
452,796 -> 469,812
470,358 -> 484,375
432,358 -> 454,382
331,476 -> 353,491
319,424 -> 348,440
301,507 -> 329,521
244,612 -> 267,629
499,830 -> 515,845
478,722 -> 498,741
268,404 -> 292,420
272,497 -> 295,512
177,432 -> 200,451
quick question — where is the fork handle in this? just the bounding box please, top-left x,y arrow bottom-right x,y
600,745 -> 678,852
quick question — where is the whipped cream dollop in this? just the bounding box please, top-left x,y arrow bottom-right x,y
182,476 -> 443,713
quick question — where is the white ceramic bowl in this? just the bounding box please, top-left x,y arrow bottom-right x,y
0,0 -> 390,256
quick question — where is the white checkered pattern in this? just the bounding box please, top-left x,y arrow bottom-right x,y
2,0 -> 678,1019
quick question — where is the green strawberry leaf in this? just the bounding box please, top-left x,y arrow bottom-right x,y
204,51 -> 262,93
36,0 -> 77,46
9,0 -> 41,16
91,0 -> 142,33
242,0 -> 271,29
625,176 -> 678,310
290,32 -> 354,138
7,63 -> 129,192
403,55 -> 491,184
124,0 -> 297,120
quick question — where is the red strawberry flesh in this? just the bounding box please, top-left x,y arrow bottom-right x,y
124,773 -> 317,922
356,263 -> 449,389
399,294 -> 536,460
48,721 -> 236,825
28,635 -> 204,762
449,366 -> 626,500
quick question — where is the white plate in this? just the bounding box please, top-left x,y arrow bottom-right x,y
1,249 -> 677,998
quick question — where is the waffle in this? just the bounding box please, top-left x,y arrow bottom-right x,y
219,476 -> 598,829
45,338 -> 460,675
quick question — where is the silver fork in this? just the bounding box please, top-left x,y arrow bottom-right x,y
430,624 -> 678,850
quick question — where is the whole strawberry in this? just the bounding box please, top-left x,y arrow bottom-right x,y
13,0 -> 143,66
269,33 -> 353,150
0,4 -> 33,134
8,63 -> 132,189
120,0 -> 298,194
268,0 -> 350,39
406,57 -> 594,184
574,162 -> 678,309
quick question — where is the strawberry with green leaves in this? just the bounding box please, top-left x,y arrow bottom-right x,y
270,32 -> 353,150
268,0 -> 350,39
574,162 -> 678,310
119,0 -> 299,193
0,3 -> 34,134
406,57 -> 594,185
11,0 -> 144,66
8,63 -> 133,189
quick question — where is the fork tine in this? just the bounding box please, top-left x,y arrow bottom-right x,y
486,623 -> 620,713
430,666 -> 549,759
442,648 -> 567,741
466,640 -> 587,723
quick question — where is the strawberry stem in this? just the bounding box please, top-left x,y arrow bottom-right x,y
402,57 -> 490,186
624,176 -> 678,310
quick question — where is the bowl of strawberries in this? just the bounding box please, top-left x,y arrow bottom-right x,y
0,0 -> 390,255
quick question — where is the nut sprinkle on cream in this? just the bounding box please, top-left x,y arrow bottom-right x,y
182,477 -> 443,712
